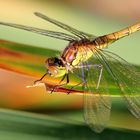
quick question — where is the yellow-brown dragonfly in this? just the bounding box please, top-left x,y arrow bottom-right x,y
0,12 -> 140,133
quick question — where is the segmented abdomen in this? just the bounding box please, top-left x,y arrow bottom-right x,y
94,22 -> 140,49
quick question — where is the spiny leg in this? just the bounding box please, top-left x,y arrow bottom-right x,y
88,64 -> 103,90
34,72 -> 48,85
75,64 -> 103,89
67,64 -> 103,94
94,65 -> 103,90
58,74 -> 67,84
51,73 -> 69,93
67,81 -> 84,94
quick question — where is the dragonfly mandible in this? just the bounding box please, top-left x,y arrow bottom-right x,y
0,12 -> 140,133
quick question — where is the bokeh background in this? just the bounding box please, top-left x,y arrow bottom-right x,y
0,0 -> 140,139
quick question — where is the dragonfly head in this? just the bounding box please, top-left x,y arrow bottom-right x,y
45,57 -> 66,77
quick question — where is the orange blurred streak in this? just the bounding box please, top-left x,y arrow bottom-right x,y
0,69 -> 83,110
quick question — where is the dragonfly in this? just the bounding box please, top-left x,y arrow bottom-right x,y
0,12 -> 140,133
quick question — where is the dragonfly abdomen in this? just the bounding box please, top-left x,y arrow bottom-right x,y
100,22 -> 140,48
94,36 -> 108,49
62,21 -> 140,65
93,22 -> 140,50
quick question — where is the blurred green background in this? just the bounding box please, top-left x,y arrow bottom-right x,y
0,0 -> 140,139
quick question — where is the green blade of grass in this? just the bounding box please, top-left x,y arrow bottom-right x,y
0,39 -> 83,94
0,108 -> 140,140
0,39 -> 140,95
0,39 -> 59,77
0,39 -> 140,134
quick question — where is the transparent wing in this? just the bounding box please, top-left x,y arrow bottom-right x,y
0,22 -> 78,41
75,50 -> 111,133
94,48 -> 140,119
34,12 -> 96,39
83,66 -> 111,133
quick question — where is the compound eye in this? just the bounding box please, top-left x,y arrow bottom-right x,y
54,58 -> 63,67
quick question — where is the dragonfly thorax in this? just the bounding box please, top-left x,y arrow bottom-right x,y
61,41 -> 95,66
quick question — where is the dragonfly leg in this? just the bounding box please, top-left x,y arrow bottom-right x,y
88,64 -> 103,89
58,74 -> 67,84
95,64 -> 103,90
67,81 -> 85,94
34,72 -> 48,85
51,74 -> 69,93
76,64 -> 103,89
